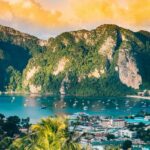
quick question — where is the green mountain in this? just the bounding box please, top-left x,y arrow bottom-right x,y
0,24 -> 149,96
0,25 -> 46,91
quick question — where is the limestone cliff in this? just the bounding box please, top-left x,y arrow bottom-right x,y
118,43 -> 142,89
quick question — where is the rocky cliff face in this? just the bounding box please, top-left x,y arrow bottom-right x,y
0,24 -> 149,96
118,45 -> 142,89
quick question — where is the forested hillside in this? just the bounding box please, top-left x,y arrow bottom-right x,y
0,24 -> 149,96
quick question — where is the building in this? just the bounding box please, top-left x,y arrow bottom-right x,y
92,145 -> 104,150
138,90 -> 150,96
119,129 -> 137,138
112,119 -> 125,128
100,119 -> 112,128
144,115 -> 150,121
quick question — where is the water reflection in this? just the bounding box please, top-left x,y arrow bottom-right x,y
23,96 -> 38,107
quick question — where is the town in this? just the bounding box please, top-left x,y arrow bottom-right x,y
0,112 -> 150,150
68,112 -> 150,150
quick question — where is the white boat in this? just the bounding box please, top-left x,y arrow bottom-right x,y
25,99 -> 29,102
24,103 -> 27,107
107,99 -> 111,102
83,106 -> 88,110
73,103 -> 77,107
115,107 -> 119,110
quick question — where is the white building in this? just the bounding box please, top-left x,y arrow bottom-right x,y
144,115 -> 150,120
92,145 -> 104,150
119,129 -> 137,138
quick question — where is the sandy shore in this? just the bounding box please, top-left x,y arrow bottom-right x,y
126,95 -> 150,100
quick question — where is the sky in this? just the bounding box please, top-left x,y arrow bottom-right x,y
0,0 -> 149,39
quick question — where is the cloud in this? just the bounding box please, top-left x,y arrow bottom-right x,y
0,0 -> 149,39
0,0 -> 67,28
70,0 -> 150,30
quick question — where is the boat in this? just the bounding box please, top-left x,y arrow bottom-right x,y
73,103 -> 77,107
107,99 -> 111,102
24,103 -> 27,107
41,106 -> 47,109
54,103 -> 57,107
25,99 -> 29,102
83,106 -> 88,110
11,97 -> 15,103
115,107 -> 119,110
41,105 -> 47,109
11,99 -> 15,103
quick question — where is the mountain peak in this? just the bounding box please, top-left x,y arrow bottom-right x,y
96,24 -> 120,30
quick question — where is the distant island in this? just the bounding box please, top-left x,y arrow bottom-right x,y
0,24 -> 150,97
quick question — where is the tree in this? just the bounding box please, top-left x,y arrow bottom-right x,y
2,116 -> 20,137
6,66 -> 22,91
10,117 -> 81,150
122,140 -> 132,150
0,113 -> 5,126
106,134 -> 115,140
7,116 -> 20,125
0,113 -> 5,120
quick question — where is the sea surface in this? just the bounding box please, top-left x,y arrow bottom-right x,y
0,94 -> 150,123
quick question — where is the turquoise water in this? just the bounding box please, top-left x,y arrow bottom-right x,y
125,117 -> 150,125
0,95 -> 150,123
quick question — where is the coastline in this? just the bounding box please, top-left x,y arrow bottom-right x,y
0,91 -> 52,97
126,95 -> 150,100
1,91 -> 150,100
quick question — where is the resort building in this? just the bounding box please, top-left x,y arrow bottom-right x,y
112,119 -> 125,128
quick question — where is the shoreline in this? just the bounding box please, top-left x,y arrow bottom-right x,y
126,95 -> 150,100
1,91 -> 150,100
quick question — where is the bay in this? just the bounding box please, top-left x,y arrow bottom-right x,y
0,94 -> 150,123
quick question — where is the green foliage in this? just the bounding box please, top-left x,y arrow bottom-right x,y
0,137 -> 13,150
6,66 -> 22,91
128,123 -> 150,142
2,116 -> 21,137
106,134 -> 115,140
105,145 -> 120,150
122,140 -> 132,150
9,117 -> 81,150
0,114 -> 31,149
0,25 -> 45,91
137,129 -> 150,142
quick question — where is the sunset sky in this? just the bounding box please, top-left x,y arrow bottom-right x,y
0,0 -> 149,39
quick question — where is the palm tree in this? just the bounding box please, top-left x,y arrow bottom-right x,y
9,117 -> 82,150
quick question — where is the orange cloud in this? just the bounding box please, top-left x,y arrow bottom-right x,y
70,0 -> 150,28
0,0 -> 67,28
0,0 -> 149,38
